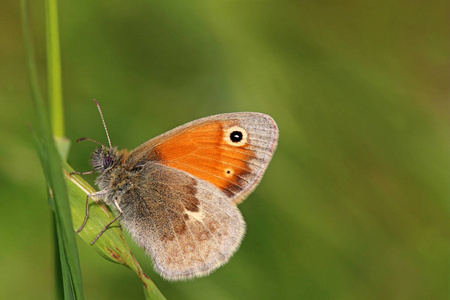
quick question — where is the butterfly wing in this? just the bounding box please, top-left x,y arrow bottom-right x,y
125,112 -> 279,204
120,163 -> 245,280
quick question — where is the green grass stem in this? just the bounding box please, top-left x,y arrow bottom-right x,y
46,0 -> 64,138
21,0 -> 84,298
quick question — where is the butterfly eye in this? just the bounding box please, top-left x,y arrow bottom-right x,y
103,156 -> 113,167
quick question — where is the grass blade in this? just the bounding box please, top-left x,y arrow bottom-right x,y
21,0 -> 84,298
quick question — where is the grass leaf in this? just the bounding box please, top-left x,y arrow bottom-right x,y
64,163 -> 166,300
21,0 -> 84,298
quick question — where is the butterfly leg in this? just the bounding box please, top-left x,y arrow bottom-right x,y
77,190 -> 107,233
90,199 -> 123,245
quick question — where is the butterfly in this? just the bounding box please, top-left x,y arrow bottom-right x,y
73,100 -> 278,280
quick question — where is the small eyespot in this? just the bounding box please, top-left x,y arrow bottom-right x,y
184,244 -> 194,253
198,232 -> 209,241
208,221 -> 218,233
225,168 -> 234,177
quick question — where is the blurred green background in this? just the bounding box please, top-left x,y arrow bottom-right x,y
1,0 -> 449,299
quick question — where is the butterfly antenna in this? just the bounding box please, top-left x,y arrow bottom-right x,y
76,137 -> 107,148
93,99 -> 112,148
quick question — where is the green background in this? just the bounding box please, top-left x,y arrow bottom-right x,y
1,0 -> 448,299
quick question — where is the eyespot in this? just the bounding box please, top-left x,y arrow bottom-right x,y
230,131 -> 243,142
224,126 -> 248,147
197,232 -> 209,241
184,244 -> 195,253
224,168 -> 234,177
208,221 -> 218,233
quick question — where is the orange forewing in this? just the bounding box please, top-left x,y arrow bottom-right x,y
145,121 -> 256,196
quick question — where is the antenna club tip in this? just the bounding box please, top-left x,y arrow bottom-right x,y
93,99 -> 99,105
76,137 -> 88,143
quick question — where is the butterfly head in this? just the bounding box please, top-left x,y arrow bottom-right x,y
91,146 -> 118,173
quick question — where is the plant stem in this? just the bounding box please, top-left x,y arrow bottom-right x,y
46,0 -> 64,137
